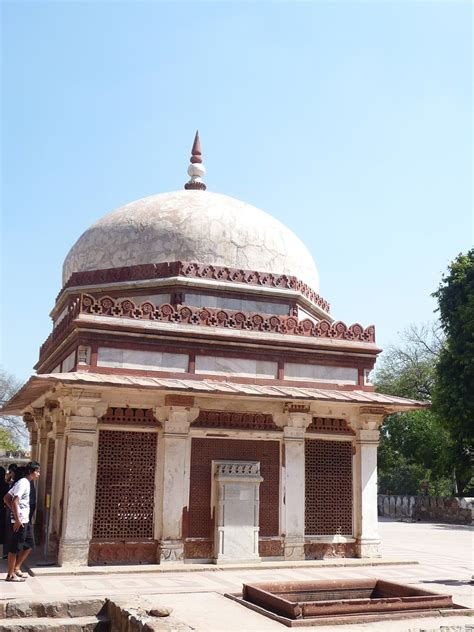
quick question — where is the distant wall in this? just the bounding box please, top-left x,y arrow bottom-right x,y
0,449 -> 31,468
377,495 -> 474,525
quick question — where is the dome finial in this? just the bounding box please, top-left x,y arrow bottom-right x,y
184,130 -> 207,191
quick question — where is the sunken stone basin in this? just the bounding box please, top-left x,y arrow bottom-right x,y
227,579 -> 469,627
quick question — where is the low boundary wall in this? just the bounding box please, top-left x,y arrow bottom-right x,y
377,495 -> 473,525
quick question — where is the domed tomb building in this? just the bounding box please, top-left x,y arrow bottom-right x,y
3,134 -> 426,566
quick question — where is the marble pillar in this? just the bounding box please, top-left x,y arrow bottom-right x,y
58,411 -> 101,566
354,427 -> 381,557
24,414 -> 39,461
155,406 -> 198,563
50,414 -> 66,544
36,423 -> 49,528
276,411 -> 312,561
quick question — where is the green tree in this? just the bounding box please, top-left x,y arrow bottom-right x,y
432,249 -> 474,494
377,409 -> 454,496
0,367 -> 27,450
0,428 -> 19,452
374,324 -> 456,496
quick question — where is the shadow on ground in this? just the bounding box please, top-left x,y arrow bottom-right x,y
420,579 -> 473,587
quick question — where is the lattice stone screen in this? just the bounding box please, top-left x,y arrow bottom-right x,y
305,439 -> 353,536
92,429 -> 156,540
188,438 -> 280,538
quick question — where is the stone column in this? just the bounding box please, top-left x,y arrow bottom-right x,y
24,413 -> 39,461
155,405 -> 198,563
276,409 -> 312,561
353,426 -> 381,557
57,400 -> 106,566
50,413 -> 67,544
35,421 -> 50,533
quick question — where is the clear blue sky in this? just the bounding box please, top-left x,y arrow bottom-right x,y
1,1 -> 472,383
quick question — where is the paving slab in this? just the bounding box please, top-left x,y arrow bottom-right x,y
27,556 -> 417,577
0,519 -> 472,631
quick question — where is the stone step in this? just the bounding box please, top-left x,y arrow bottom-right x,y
0,614 -> 110,631
1,598 -> 106,619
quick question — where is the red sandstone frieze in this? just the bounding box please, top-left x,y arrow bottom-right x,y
79,295 -> 375,340
59,260 -> 331,313
193,410 -> 280,431
38,293 -> 375,363
306,417 -> 355,435
99,407 -> 159,426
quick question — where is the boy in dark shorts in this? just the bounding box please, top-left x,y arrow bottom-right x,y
3,461 -> 41,582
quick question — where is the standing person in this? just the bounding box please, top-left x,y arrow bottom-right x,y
0,467 -> 7,555
3,461 -> 40,582
2,463 -> 18,559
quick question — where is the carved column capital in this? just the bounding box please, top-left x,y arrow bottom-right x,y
65,415 -> 99,438
23,412 -> 37,433
154,406 -> 199,434
39,423 -> 50,442
355,428 -> 380,446
275,408 -> 312,436
58,391 -> 107,419
351,407 -> 387,432
50,410 -> 67,438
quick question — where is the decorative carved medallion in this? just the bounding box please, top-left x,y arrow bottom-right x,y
159,540 -> 184,563
304,542 -> 356,560
259,538 -> 284,557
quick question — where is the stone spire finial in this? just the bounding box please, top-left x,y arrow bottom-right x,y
184,131 -> 207,191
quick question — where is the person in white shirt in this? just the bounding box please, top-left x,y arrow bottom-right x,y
3,461 -> 41,582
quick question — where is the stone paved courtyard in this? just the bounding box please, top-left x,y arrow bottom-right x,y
1,519 -> 473,631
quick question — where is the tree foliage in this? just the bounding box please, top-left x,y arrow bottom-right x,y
374,324 -> 459,496
432,249 -> 474,447
374,323 -> 442,401
0,368 -> 28,449
377,409 -> 454,496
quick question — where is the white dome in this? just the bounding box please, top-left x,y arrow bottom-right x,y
63,190 -> 319,290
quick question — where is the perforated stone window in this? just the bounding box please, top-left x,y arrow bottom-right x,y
305,439 -> 353,536
92,428 -> 156,540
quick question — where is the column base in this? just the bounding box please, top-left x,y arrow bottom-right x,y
213,555 -> 261,565
57,540 -> 90,566
283,538 -> 305,561
159,539 -> 184,563
47,531 -> 59,558
356,538 -> 381,558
